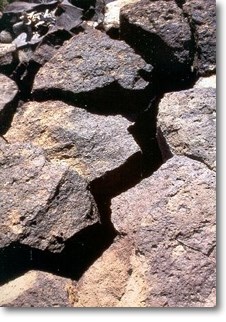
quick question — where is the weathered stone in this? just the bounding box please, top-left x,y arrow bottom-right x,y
182,0 -> 216,76
5,100 -> 140,182
157,87 -> 216,170
32,29 -> 152,110
73,236 -> 149,307
111,156 -> 216,307
0,73 -> 18,131
103,0 -> 139,32
0,30 -> 13,43
0,270 -> 74,307
0,142 -> 99,252
120,0 -> 193,80
73,237 -> 133,307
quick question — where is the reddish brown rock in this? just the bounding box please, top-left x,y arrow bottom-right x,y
5,100 -> 140,182
0,142 -> 99,252
0,270 -> 75,307
111,156 -> 216,307
157,87 -> 216,170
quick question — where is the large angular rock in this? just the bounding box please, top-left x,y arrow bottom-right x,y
0,270 -> 74,307
182,0 -> 216,76
32,29 -> 153,111
0,142 -> 99,252
0,73 -> 18,131
5,100 -> 140,182
120,0 -> 193,80
0,43 -> 16,69
111,156 -> 216,307
157,87 -> 216,170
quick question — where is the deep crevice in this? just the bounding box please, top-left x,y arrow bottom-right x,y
32,82 -> 155,121
0,222 -> 116,286
0,92 -> 20,136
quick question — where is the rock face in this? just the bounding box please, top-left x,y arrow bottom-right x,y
157,87 -> 216,170
0,43 -> 17,73
32,29 -> 153,110
5,100 -> 140,182
182,0 -> 216,76
111,156 -> 216,307
0,73 -> 18,131
120,0 -> 193,80
0,142 -> 99,252
0,270 -> 74,307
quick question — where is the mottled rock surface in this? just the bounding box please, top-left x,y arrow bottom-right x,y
157,87 -> 216,170
182,0 -> 216,75
120,0 -> 193,79
111,156 -> 216,307
0,270 -> 74,307
0,142 -> 99,252
194,75 -> 216,89
33,29 -> 152,109
5,100 -> 140,181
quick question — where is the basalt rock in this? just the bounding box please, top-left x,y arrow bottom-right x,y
111,156 -> 216,307
120,0 -> 193,86
182,0 -> 216,76
0,270 -> 74,307
32,29 -> 153,112
0,43 -> 17,74
5,100 -> 141,183
157,87 -> 216,170
0,142 -> 99,252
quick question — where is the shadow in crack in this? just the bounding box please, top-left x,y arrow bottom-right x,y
0,223 -> 116,286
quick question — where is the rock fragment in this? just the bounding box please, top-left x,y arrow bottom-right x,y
120,0 -> 193,81
0,43 -> 17,73
0,270 -> 74,307
111,156 -> 216,307
157,87 -> 216,170
5,100 -> 140,182
32,29 -> 152,111
0,142 -> 99,252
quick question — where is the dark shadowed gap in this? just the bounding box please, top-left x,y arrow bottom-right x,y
0,222 -> 116,286
32,82 -> 155,121
0,92 -> 19,136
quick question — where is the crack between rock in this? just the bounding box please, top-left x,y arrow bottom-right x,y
176,238 -> 216,258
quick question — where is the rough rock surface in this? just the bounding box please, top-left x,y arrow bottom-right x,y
5,100 -> 140,182
182,0 -> 216,76
120,0 -> 193,79
111,156 -> 216,307
0,142 -> 99,252
0,73 -> 18,133
0,270 -> 74,307
157,87 -> 216,170
32,29 -> 152,110
194,75 -> 216,89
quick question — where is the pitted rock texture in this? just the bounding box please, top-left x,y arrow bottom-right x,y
111,156 -> 216,307
0,142 -> 99,252
5,100 -> 140,182
0,73 -> 18,128
0,270 -> 74,307
157,87 -> 216,170
182,0 -> 216,76
120,0 -> 193,79
33,29 -> 152,109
